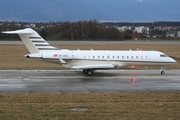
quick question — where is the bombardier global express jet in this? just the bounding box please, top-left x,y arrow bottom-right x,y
2,28 -> 176,76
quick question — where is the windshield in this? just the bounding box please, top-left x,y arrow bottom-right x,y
160,54 -> 168,57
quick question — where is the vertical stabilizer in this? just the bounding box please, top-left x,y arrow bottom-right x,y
2,28 -> 57,54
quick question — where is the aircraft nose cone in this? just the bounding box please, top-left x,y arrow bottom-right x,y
173,59 -> 177,63
171,58 -> 177,63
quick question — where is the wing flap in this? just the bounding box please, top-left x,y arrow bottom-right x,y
59,58 -> 66,64
72,64 -> 119,70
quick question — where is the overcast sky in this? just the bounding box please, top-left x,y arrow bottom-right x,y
0,0 -> 180,22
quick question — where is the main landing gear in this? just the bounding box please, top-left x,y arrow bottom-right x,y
161,67 -> 165,75
83,69 -> 93,76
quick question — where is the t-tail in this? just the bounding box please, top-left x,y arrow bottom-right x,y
2,28 -> 58,54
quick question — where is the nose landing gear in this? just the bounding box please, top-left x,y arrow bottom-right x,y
161,67 -> 165,75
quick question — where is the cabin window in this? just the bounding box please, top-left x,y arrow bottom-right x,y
127,56 -> 129,59
141,56 -> 143,59
98,56 -> 100,59
113,56 -> 115,59
136,56 -> 138,59
122,56 -> 124,59
160,54 -> 168,57
93,56 -> 95,59
146,56 -> 148,59
107,56 -> 109,59
88,56 -> 90,59
132,56 -> 133,59
84,56 -> 86,59
102,56 -> 104,59
117,56 -> 119,59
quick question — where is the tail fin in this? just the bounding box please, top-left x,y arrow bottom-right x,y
2,28 -> 57,54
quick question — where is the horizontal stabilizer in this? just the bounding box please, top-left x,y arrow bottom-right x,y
2,28 -> 34,35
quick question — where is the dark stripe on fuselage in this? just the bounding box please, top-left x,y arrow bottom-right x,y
39,58 -> 175,64
70,59 -> 176,64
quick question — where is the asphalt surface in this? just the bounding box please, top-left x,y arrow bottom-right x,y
0,70 -> 180,94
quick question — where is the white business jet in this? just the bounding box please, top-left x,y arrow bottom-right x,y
2,28 -> 176,76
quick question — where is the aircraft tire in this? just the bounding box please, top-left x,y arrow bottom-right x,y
87,70 -> 93,76
83,70 -> 88,74
161,71 -> 165,75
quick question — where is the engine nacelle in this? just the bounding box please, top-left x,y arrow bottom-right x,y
42,54 -> 56,59
25,53 -> 42,58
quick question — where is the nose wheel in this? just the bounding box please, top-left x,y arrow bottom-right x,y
161,71 -> 165,75
161,67 -> 165,75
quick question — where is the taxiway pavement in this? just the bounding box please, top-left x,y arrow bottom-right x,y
0,70 -> 180,94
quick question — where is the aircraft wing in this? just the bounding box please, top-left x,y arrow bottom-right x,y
72,64 -> 120,70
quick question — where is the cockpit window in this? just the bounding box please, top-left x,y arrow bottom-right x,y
160,54 -> 168,57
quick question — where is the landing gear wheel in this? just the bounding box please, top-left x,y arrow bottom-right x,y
87,70 -> 93,76
83,70 -> 88,74
161,71 -> 165,75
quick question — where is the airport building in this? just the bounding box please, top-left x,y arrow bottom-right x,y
166,31 -> 180,38
135,26 -> 149,35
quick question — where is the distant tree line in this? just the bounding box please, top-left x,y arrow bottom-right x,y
102,21 -> 180,28
0,21 -> 22,40
0,20 -> 134,41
